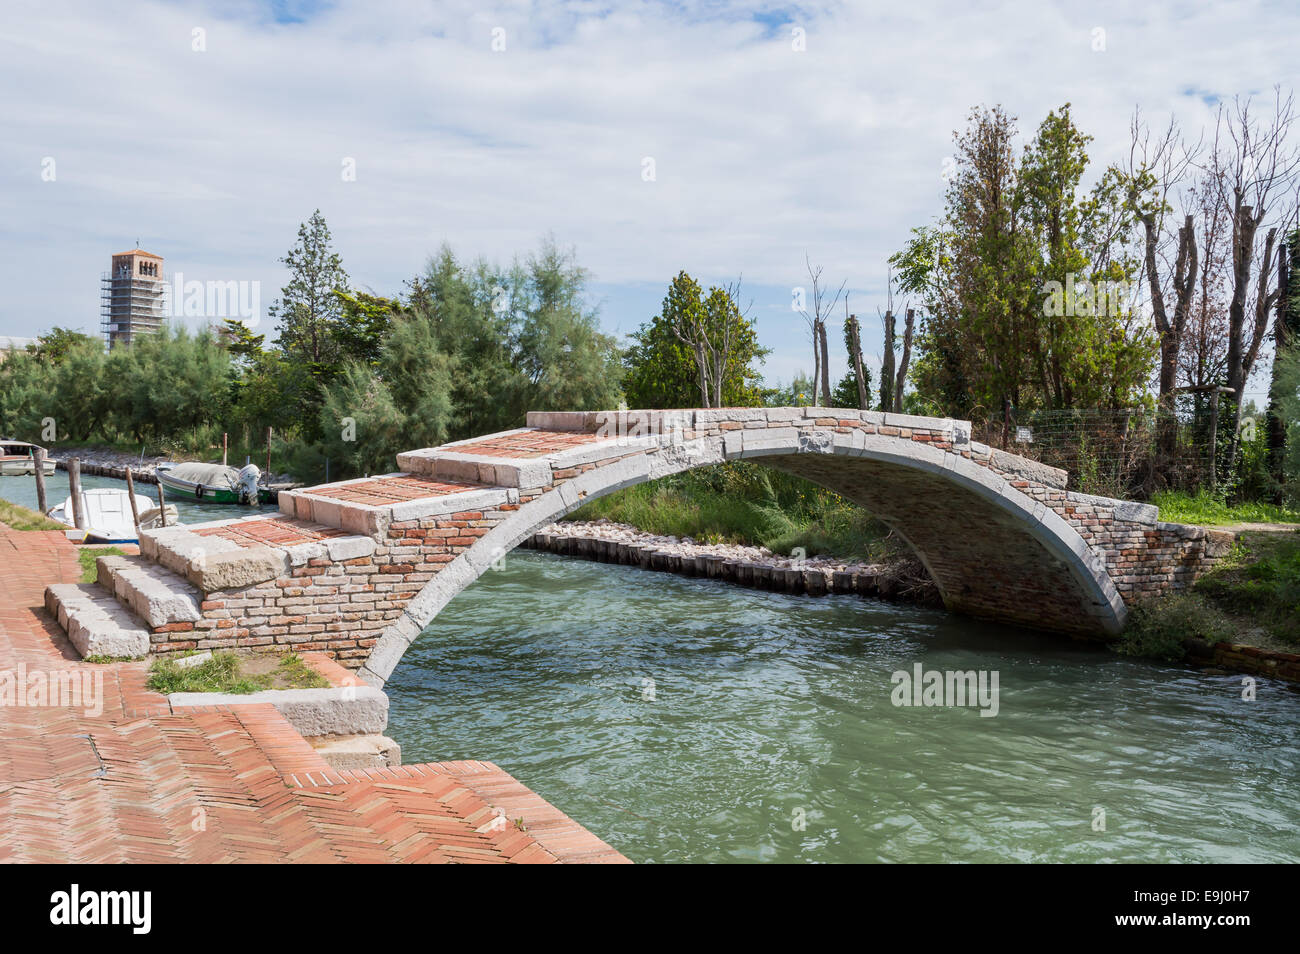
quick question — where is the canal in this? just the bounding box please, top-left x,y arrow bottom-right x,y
3,473 -> 1296,863
386,549 -> 1300,864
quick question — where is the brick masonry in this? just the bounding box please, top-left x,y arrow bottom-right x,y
117,408 -> 1233,685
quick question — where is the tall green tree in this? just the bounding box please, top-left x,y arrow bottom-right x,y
271,210 -> 350,371
623,271 -> 768,408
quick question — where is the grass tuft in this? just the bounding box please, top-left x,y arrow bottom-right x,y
78,546 -> 126,582
147,650 -> 329,694
0,498 -> 67,532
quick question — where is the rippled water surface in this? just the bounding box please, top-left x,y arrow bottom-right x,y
385,550 -> 1300,864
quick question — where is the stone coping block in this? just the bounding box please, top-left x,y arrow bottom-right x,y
186,545 -> 289,593
1066,490 -> 1158,525
169,685 -> 389,737
44,583 -> 150,659
278,490 -> 392,537
306,733 -> 401,770
990,448 -> 1068,489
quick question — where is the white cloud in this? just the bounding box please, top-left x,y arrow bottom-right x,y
1,0 -> 1296,396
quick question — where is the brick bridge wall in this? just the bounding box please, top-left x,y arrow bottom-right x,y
134,408 -> 1233,685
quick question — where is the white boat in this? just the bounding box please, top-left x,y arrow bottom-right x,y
48,488 -> 179,544
0,439 -> 56,476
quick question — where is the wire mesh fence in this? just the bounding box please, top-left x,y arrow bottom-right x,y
976,406 -> 1215,499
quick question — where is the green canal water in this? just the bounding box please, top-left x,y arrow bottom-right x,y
3,474 -> 1296,863
386,550 -> 1300,864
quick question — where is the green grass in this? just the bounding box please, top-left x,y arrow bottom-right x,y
1194,530 -> 1300,646
566,461 -> 897,561
0,498 -> 67,532
1151,490 -> 1300,526
78,546 -> 126,582
146,650 -> 329,694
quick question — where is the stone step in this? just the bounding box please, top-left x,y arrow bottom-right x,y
44,583 -> 151,659
95,553 -> 202,629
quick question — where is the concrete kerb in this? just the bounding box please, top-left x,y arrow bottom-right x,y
168,685 -> 388,737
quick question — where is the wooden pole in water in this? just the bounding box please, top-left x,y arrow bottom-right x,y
68,457 -> 85,530
266,426 -> 272,479
222,432 -> 228,467
125,467 -> 142,529
155,476 -> 168,527
33,447 -> 48,515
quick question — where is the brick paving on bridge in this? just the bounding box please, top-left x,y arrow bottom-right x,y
306,473 -> 486,506
195,516 -> 350,548
0,526 -> 627,863
449,428 -> 605,458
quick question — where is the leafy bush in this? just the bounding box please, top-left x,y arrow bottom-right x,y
1113,594 -> 1237,661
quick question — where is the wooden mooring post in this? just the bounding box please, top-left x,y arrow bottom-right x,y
67,458 -> 85,531
155,476 -> 168,527
222,432 -> 228,467
33,446 -> 47,515
125,467 -> 142,529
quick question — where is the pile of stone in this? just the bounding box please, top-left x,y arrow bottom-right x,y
523,519 -> 922,600
51,447 -> 171,483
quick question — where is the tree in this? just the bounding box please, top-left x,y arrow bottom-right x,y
940,105 -> 1037,440
331,291 -> 400,367
624,271 -> 768,408
1208,90 -> 1300,471
879,307 -> 914,412
843,310 -> 870,409
272,210 -> 350,370
1122,110 -> 1200,454
26,327 -> 98,365
1266,231 -> 1300,495
796,255 -> 845,406
509,239 -> 623,417
220,319 -> 265,363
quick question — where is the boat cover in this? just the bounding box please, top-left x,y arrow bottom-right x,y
165,462 -> 241,488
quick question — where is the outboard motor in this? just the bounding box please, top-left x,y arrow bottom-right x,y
236,463 -> 262,505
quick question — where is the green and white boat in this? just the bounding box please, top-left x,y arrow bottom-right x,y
155,461 -> 273,505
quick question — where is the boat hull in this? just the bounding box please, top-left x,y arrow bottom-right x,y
156,470 -> 245,504
0,459 -> 57,477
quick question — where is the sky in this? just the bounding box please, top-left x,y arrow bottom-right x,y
2,0 -> 1298,400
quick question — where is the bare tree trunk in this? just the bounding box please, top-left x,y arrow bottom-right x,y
817,322 -> 831,405
811,329 -> 821,405
880,310 -> 896,412
894,308 -> 914,411
847,314 -> 869,409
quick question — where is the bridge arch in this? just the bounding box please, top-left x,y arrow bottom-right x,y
359,420 -> 1125,687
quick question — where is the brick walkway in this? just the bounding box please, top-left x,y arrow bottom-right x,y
0,527 -> 627,863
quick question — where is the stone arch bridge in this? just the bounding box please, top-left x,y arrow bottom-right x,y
47,408 -> 1232,687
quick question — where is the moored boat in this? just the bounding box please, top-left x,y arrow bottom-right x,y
0,439 -> 57,477
48,488 -> 179,544
155,461 -> 270,505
